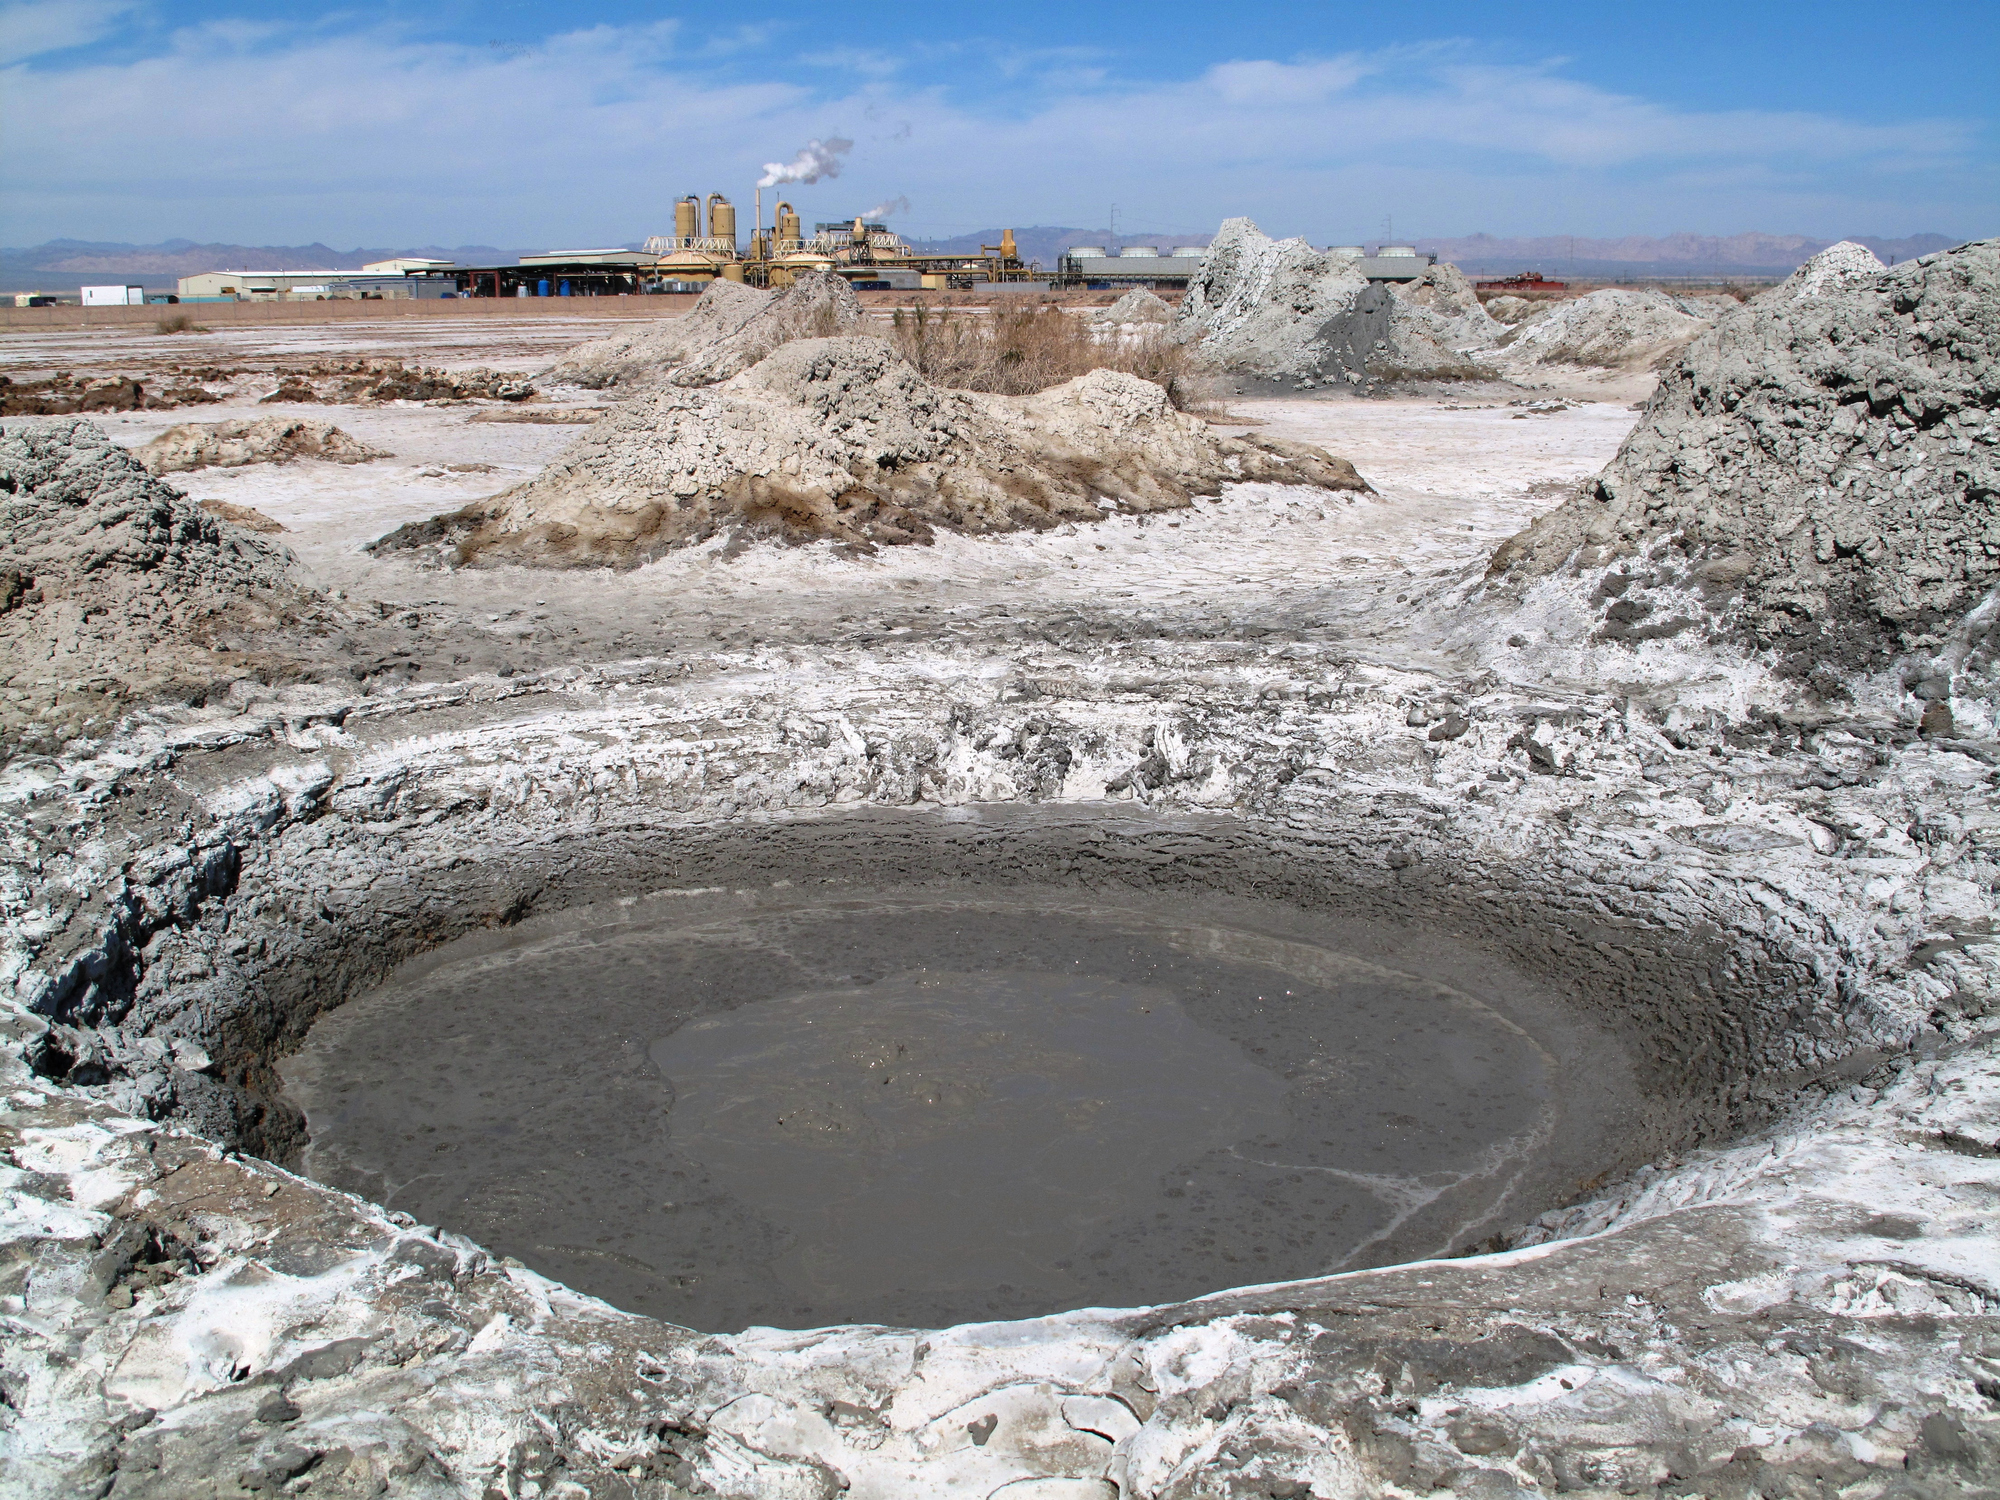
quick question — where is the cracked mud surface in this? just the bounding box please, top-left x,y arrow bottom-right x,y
3,306 -> 1998,1499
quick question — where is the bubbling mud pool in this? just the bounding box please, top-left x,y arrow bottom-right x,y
281,890 -> 1645,1332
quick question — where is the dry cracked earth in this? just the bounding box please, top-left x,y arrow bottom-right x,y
2,293 -> 1997,1500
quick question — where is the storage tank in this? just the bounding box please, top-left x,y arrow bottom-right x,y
708,195 -> 737,246
675,196 -> 702,242
1172,246 -> 1207,258
1119,246 -> 1158,257
776,202 -> 801,244
1067,246 -> 1107,258
1377,245 -> 1417,257
1329,245 -> 1364,259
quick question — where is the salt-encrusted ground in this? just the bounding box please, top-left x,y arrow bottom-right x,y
4,315 -> 1997,1499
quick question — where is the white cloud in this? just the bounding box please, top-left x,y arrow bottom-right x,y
0,0 -> 139,65
0,22 -> 1987,246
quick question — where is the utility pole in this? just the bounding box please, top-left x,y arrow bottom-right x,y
1109,204 -> 1118,248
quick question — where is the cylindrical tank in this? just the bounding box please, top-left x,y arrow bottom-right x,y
776,202 -> 801,243
721,261 -> 745,283
675,196 -> 702,242
1377,245 -> 1417,257
1329,245 -> 1364,259
708,195 -> 736,246
1172,247 -> 1207,258
1119,246 -> 1158,257
1067,246 -> 1106,258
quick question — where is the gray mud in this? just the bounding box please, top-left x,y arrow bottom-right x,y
281,879 -> 1641,1332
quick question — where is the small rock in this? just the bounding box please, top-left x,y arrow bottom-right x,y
1921,1411 -> 1975,1461
239,1442 -> 317,1489
104,1283 -> 134,1309
1449,1418 -> 1515,1456
1920,701 -> 1955,737
256,1390 -> 302,1425
1429,713 -> 1470,741
1507,634 -> 1529,648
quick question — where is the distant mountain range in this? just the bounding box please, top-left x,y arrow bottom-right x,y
1409,232 -> 1959,277
911,228 -> 1964,277
3,230 -> 1971,293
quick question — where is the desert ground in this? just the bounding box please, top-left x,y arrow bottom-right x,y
5,240 -> 1997,1500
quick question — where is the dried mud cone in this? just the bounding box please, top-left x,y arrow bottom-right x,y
134,416 -> 389,475
0,418 -> 340,747
1489,287 -> 1713,373
1487,238 -> 2000,678
1174,218 -> 1485,391
541,278 -> 773,389
197,499 -> 287,532
372,336 -> 1372,568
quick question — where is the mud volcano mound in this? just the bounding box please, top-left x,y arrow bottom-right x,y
1175,218 -> 1487,392
1491,238 -> 2000,677
0,418 -> 333,745
542,277 -> 769,388
376,336 -> 1369,565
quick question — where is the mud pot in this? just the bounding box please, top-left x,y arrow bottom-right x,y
281,853 -> 1644,1332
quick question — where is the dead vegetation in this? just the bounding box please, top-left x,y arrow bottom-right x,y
154,313 -> 210,335
888,302 -> 1212,410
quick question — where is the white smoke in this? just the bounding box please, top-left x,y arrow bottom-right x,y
757,137 -> 854,188
862,195 -> 910,221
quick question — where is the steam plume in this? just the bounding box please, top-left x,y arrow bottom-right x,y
757,137 -> 854,188
862,195 -> 910,221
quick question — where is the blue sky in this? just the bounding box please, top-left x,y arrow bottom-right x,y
3,0 -> 1994,247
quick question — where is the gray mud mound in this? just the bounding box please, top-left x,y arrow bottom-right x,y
1092,288 -> 1174,325
541,279 -> 770,389
262,360 -> 533,405
376,335 -> 1370,567
1489,239 -> 1999,677
0,420 -> 331,744
197,499 -> 286,532
1482,293 -> 1550,327
1176,218 -> 1485,392
665,271 -> 867,387
1389,261 -> 1502,346
1491,288 -> 1712,373
134,416 -> 389,475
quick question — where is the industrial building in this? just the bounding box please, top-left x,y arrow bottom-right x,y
175,266 -> 457,300
1054,247 -> 1209,288
413,194 -> 1043,298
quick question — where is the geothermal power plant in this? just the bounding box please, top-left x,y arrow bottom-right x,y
0,206 -> 1996,1500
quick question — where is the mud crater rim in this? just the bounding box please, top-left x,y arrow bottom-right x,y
200,803 -> 1810,1334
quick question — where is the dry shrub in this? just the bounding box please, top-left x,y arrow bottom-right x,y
889,302 -> 1212,411
155,313 -> 209,335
